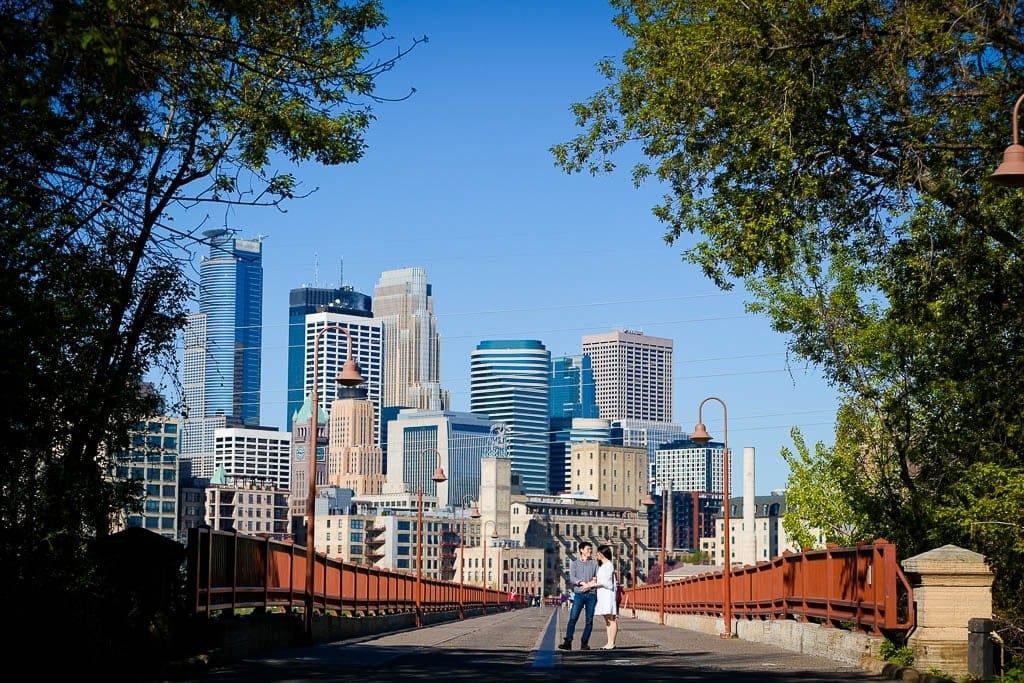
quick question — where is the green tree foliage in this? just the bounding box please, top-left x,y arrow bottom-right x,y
0,0 -> 420,670
779,428 -> 869,549
552,0 -> 1024,642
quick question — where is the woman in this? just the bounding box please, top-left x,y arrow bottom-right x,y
588,544 -> 618,649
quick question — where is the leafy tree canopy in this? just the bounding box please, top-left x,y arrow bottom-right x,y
0,0 -> 420,668
552,0 -> 1024,636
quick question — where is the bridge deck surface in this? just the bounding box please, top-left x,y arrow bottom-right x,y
190,607 -> 888,682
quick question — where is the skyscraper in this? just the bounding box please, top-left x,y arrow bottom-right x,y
549,354 -> 598,419
581,329 -> 673,422
373,267 -> 449,411
470,340 -> 551,494
385,409 -> 495,508
286,284 -> 372,431
181,229 -> 264,472
301,310 -> 383,441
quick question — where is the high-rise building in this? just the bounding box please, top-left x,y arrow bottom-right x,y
286,285 -> 372,431
212,425 -> 292,488
110,416 -> 180,540
385,409 -> 495,508
327,386 -> 384,496
470,340 -> 551,495
373,267 -> 449,411
181,229 -> 264,474
302,310 -> 384,440
581,330 -> 673,422
611,418 -> 688,485
549,354 -> 598,419
654,438 -> 728,495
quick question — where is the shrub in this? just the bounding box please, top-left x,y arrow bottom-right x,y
879,638 -> 915,667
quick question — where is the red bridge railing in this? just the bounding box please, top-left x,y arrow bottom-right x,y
626,538 -> 914,634
186,527 -> 512,618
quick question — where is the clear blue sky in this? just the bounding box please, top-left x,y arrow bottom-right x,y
211,0 -> 839,495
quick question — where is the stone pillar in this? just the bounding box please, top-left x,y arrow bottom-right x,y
901,545 -> 994,678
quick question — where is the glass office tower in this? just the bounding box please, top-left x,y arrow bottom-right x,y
470,340 -> 551,495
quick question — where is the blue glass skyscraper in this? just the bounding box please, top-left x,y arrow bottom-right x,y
549,354 -> 598,419
470,340 -> 550,494
188,229 -> 264,426
181,230 -> 264,476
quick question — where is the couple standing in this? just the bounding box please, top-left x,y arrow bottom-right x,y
558,541 -> 619,651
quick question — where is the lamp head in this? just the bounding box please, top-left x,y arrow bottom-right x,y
988,143 -> 1024,187
336,359 -> 364,386
691,421 -> 712,443
432,466 -> 448,483
642,493 -> 656,507
470,505 -> 481,519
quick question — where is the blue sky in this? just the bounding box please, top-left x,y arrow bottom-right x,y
209,0 -> 839,495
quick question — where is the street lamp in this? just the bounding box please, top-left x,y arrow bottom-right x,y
691,396 -> 737,639
481,519 -> 498,610
305,324 -> 363,639
620,510 -> 638,618
416,447 -> 448,628
459,496 -> 481,619
988,92 -> 1024,187
642,479 -> 671,625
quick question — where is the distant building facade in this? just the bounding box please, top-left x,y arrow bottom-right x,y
110,416 -> 180,540
582,330 -> 673,422
286,284 -> 372,431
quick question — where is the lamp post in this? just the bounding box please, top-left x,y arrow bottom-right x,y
460,496 -> 481,619
305,324 -> 363,640
642,479 -> 671,625
415,447 -> 448,628
481,519 -> 498,610
620,510 -> 638,618
988,92 -> 1024,186
690,396 -> 737,639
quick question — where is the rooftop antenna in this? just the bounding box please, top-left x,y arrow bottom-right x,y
313,253 -> 319,287
339,258 -> 344,287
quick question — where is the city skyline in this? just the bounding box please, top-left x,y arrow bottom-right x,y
166,1 -> 839,495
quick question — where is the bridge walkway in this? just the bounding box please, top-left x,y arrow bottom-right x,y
185,606 -> 890,682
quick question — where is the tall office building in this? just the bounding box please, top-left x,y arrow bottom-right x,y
327,386 -> 384,496
386,409 -> 495,508
654,438 -> 728,495
581,330 -> 673,422
181,229 -> 264,473
470,340 -> 551,494
286,284 -> 372,431
373,267 -> 449,411
302,310 -> 384,441
212,425 -> 292,488
549,354 -> 598,419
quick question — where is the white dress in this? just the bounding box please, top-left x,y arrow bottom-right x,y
594,562 -> 618,616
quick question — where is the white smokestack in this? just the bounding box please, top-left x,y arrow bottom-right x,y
742,447 -> 757,566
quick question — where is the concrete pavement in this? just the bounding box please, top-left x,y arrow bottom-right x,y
177,606 -> 893,682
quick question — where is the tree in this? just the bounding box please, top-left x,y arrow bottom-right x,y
0,0 -> 421,669
552,0 -> 1024,643
779,428 -> 868,549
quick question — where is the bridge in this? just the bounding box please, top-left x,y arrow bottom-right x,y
175,605 -> 896,682
171,528 -> 994,682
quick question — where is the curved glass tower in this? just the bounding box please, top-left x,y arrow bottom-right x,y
470,340 -> 550,494
188,229 -> 263,426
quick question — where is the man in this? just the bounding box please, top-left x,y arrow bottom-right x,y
558,541 -> 598,651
